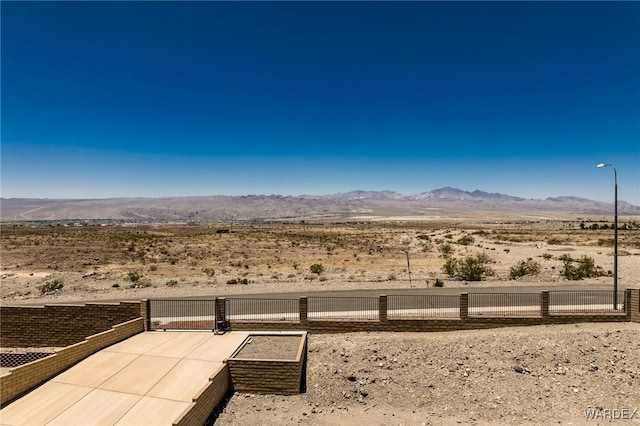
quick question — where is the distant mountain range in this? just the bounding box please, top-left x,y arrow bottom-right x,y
1,187 -> 639,223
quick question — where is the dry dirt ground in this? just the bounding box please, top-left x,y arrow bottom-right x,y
1,221 -> 639,304
216,323 -> 640,425
1,222 -> 639,425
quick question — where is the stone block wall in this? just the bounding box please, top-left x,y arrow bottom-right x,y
0,318 -> 144,406
1,302 -> 142,347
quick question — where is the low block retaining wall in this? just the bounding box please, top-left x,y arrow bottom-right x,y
0,317 -> 144,406
227,333 -> 307,395
0,302 -> 143,347
173,364 -> 229,426
632,289 -> 640,324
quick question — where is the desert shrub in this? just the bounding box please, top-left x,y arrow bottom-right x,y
166,279 -> 178,286
560,255 -> 609,280
304,274 -> 318,281
227,277 -> 249,285
456,235 -> 475,246
434,278 -> 444,287
439,243 -> 454,258
149,264 -> 158,272
387,274 -> 397,281
38,279 -> 64,295
547,237 -> 564,245
443,254 -> 495,281
541,253 -> 553,260
509,258 -> 541,279
202,267 -> 215,277
309,263 -> 325,275
557,253 -> 573,262
126,271 -> 142,283
597,239 -> 614,247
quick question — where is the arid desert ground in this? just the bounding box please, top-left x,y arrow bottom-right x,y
1,220 -> 639,425
1,219 -> 638,304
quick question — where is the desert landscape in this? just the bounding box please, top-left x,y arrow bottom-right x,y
1,218 -> 639,425
1,217 -> 639,304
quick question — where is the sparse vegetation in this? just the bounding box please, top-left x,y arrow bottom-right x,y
438,242 -> 454,258
509,258 -> 541,279
126,271 -> 142,283
443,254 -> 495,281
456,235 -> 475,246
38,279 -> 64,295
560,255 -> 610,280
309,263 -> 325,275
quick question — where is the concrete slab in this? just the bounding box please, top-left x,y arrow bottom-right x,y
146,359 -> 223,402
185,332 -> 249,361
145,332 -> 212,359
104,332 -> 179,355
0,382 -> 92,426
98,354 -> 180,395
52,351 -> 139,388
45,389 -> 141,426
0,331 -> 249,426
114,396 -> 190,426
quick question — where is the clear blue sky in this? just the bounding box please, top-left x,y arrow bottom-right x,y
2,2 -> 639,204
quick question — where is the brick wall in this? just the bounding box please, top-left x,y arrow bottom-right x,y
227,335 -> 306,395
173,364 -> 229,426
1,302 -> 142,347
0,318 -> 144,406
631,289 -> 640,324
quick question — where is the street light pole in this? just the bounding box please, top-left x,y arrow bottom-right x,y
597,163 -> 618,310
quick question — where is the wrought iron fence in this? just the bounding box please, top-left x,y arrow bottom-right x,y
549,290 -> 626,314
149,299 -> 216,330
225,298 -> 299,322
307,297 -> 379,320
468,293 -> 542,317
387,295 -> 460,319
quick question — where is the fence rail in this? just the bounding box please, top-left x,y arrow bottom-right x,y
225,298 -> 299,322
469,293 -> 542,317
146,290 -> 632,328
549,290 -> 626,314
388,295 -> 460,319
307,297 -> 379,320
149,299 -> 216,330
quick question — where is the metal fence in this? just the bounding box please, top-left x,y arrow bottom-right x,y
387,295 -> 460,319
468,293 -> 542,317
149,299 -> 216,330
225,298 -> 299,322
307,297 -> 379,321
549,290 -> 626,314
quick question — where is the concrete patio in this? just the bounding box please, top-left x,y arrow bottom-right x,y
0,331 -> 249,426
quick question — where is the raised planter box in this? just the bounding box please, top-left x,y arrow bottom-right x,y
226,332 -> 307,395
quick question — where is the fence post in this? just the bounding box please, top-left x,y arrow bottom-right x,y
460,293 -> 468,320
541,291 -> 550,321
379,295 -> 388,323
625,289 -> 632,318
632,289 -> 640,323
300,297 -> 308,325
142,299 -> 151,331
215,297 -> 227,330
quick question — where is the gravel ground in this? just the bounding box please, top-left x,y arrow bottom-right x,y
216,322 -> 640,425
233,335 -> 303,360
